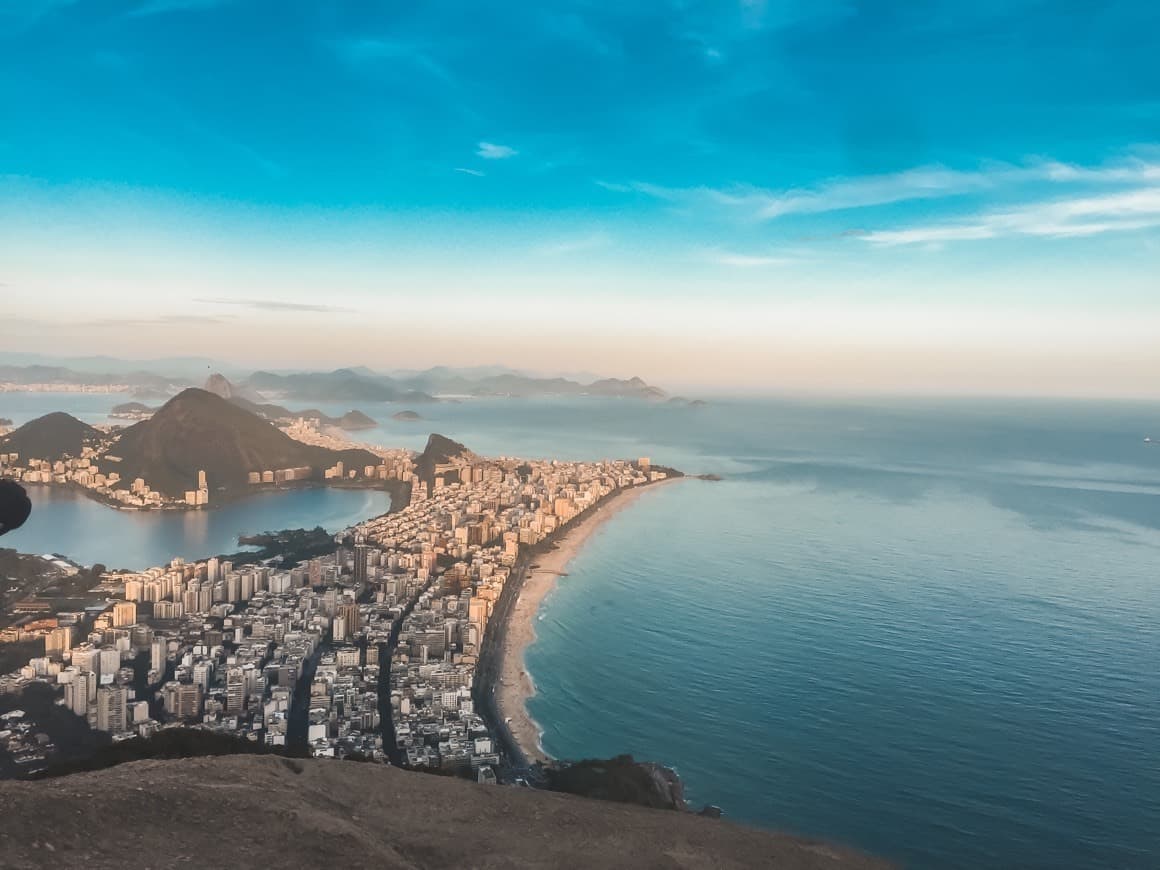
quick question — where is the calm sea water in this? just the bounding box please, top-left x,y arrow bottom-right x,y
3,390 -> 1159,867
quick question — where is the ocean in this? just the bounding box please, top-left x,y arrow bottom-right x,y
3,391 -> 1159,867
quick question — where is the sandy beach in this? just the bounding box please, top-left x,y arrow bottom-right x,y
495,479 -> 679,765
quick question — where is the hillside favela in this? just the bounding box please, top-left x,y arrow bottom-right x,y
2,2 -> 1159,869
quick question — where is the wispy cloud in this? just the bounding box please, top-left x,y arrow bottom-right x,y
538,10 -> 619,56
864,188 -> 1160,245
196,298 -> 354,313
129,0 -> 230,18
598,155 -> 1160,222
702,248 -> 798,268
331,38 -> 454,84
595,179 -> 684,200
0,0 -> 78,31
454,167 -> 485,177
82,314 -> 230,327
477,141 -> 518,160
533,232 -> 610,256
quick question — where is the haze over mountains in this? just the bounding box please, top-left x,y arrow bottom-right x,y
0,355 -> 670,402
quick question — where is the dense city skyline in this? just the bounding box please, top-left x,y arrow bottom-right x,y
3,1 -> 1159,394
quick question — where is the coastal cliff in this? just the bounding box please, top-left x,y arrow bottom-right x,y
0,755 -> 890,869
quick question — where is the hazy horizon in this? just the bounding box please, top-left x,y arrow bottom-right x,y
3,1 -> 1159,396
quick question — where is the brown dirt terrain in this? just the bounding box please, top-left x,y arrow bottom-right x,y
0,755 -> 891,869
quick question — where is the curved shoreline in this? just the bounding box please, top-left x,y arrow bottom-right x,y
494,478 -> 680,765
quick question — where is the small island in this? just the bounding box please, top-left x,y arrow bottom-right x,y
219,526 -> 338,568
110,402 -> 156,420
335,409 -> 377,430
392,410 -> 423,422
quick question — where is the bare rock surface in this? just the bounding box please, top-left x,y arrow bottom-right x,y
0,755 -> 891,869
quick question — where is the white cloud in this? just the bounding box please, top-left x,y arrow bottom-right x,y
865,187 -> 1160,245
533,232 -> 610,256
332,39 -> 454,84
703,248 -> 796,267
454,167 -> 485,177
477,141 -> 518,160
599,154 -> 1160,222
129,0 -> 230,17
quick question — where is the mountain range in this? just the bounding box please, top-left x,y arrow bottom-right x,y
1,358 -> 671,402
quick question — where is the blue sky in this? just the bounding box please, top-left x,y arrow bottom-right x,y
2,0 -> 1159,394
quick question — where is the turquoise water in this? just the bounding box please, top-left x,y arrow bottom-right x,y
5,391 -> 1160,866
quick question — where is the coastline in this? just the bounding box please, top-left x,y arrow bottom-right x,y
494,478 -> 681,766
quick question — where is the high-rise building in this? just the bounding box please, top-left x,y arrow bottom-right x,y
112,600 -> 137,628
225,667 -> 246,713
337,602 -> 361,640
150,638 -> 167,672
98,647 -> 120,679
45,626 -> 73,660
65,671 -> 91,717
95,686 -> 128,733
163,682 -> 203,720
354,545 -> 370,584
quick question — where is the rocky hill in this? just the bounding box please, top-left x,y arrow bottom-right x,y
100,389 -> 381,497
334,409 -> 377,430
0,413 -> 101,462
0,756 -> 888,869
414,433 -> 473,486
203,372 -> 237,399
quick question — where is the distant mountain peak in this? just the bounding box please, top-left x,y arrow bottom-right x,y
203,372 -> 236,399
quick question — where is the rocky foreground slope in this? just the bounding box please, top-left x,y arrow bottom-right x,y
0,756 -> 889,869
